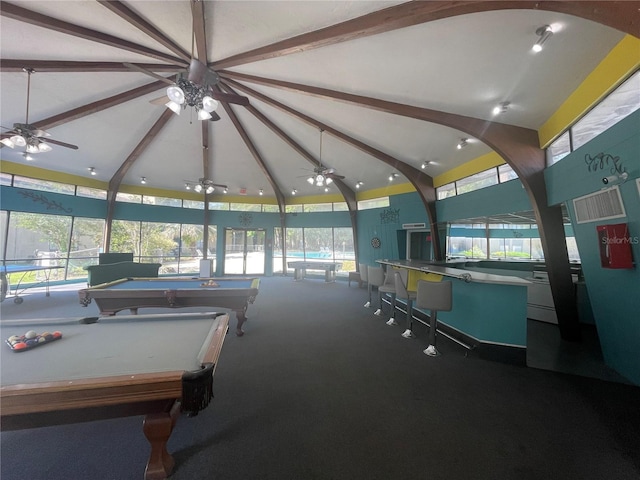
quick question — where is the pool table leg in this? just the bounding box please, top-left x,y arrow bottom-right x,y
142,401 -> 180,480
235,307 -> 248,336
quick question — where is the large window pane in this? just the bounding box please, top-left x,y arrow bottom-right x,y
115,192 -> 142,204
140,222 -> 181,270
303,228 -> 333,260
333,227 -> 355,273
178,224 -> 204,274
142,196 -> 181,207
68,217 -> 104,279
110,220 -> 141,258
304,203 -> 333,212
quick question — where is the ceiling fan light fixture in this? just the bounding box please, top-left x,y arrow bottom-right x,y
166,85 -> 185,104
194,184 -> 203,193
37,142 -> 52,153
197,109 -> 212,121
325,177 -> 333,185
185,183 -> 191,190
205,185 -> 215,194
201,96 -> 218,113
307,176 -> 315,185
11,135 -> 27,147
165,101 -> 182,115
25,143 -> 39,154
1,138 -> 15,148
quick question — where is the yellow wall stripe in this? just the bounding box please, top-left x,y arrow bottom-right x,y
538,35 -> 640,148
433,152 -> 504,187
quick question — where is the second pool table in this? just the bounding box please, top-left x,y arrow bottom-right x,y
79,276 -> 259,336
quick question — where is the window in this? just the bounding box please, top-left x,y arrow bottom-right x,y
67,217 -> 104,279
115,192 -> 142,204
263,204 -> 280,213
285,205 -> 303,213
304,203 -> 333,212
183,200 -> 205,209
1,173 -> 12,186
436,183 -> 456,200
142,196 -> 181,207
455,169 -> 498,195
498,164 -> 518,183
76,186 -> 107,200
357,197 -> 389,210
13,176 -> 75,195
547,131 -> 571,166
548,70 -> 640,163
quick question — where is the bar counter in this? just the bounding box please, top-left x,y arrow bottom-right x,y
376,259 -> 530,349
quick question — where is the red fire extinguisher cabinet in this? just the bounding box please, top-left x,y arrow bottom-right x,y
597,223 -> 634,269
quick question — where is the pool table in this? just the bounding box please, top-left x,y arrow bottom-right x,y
0,312 -> 229,480
78,277 -> 259,336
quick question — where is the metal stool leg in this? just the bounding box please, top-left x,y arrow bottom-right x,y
401,298 -> 414,338
423,310 -> 439,356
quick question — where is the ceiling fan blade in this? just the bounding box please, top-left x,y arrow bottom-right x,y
124,62 -> 175,86
327,173 -> 345,180
44,138 -> 79,150
210,91 -> 249,106
187,58 -> 219,86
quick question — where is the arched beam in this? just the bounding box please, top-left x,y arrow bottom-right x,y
222,77 -> 442,262
222,72 -> 580,340
104,109 -> 175,251
219,81 -> 360,268
212,1 -> 639,69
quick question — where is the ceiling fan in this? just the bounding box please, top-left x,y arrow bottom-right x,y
185,177 -> 228,194
1,68 -> 79,158
125,58 -> 249,121
305,165 -> 345,187
301,129 -> 345,187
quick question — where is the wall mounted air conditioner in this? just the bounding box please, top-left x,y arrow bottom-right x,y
402,223 -> 426,229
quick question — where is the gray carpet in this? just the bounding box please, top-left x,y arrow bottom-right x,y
1,277 -> 639,480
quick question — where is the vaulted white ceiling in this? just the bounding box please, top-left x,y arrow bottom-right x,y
0,1 -> 628,201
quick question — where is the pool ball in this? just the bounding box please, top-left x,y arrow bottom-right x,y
12,342 -> 27,350
52,331 -> 62,339
24,330 -> 37,339
25,339 -> 37,347
7,335 -> 21,343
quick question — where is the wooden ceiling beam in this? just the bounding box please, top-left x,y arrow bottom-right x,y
32,80 -> 166,130
0,59 -> 183,73
213,85 -> 285,213
97,0 -> 191,63
212,1 -> 640,70
221,77 -> 440,258
109,109 -> 175,191
219,81 -> 357,212
0,1 -> 188,66
190,0 -> 208,64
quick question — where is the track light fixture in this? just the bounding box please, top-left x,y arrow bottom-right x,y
457,138 -> 468,150
355,181 -> 364,189
140,177 -> 147,184
292,189 -> 298,195
532,25 -> 553,53
388,173 -> 399,182
88,167 -> 96,176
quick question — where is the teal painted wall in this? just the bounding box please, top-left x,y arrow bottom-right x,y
436,178 -> 531,223
355,192 -> 429,270
545,111 -> 640,385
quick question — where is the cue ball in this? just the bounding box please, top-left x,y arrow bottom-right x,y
24,330 -> 37,339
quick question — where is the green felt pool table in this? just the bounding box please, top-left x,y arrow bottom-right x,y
78,277 -> 259,336
0,312 -> 229,480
